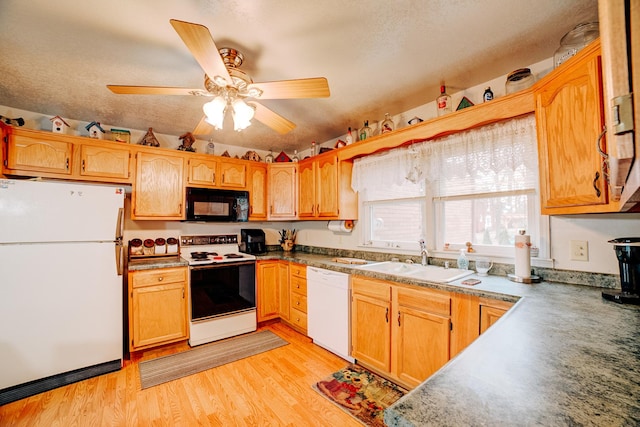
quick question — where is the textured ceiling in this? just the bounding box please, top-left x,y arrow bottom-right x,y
0,0 -> 598,152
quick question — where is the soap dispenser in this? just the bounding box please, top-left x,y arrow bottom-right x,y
457,249 -> 469,270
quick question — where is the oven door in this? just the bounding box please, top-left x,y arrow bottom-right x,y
189,261 -> 256,321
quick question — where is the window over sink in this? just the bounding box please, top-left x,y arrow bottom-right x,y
353,114 -> 547,259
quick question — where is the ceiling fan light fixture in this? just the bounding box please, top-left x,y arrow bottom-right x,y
247,87 -> 263,98
232,98 -> 255,131
203,96 -> 226,129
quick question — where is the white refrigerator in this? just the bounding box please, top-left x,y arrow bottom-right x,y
0,179 -> 125,404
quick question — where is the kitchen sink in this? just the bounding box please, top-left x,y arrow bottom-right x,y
355,261 -> 474,283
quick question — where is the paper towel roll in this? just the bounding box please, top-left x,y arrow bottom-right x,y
328,220 -> 354,233
514,231 -> 531,279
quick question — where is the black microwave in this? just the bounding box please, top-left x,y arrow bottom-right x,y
185,188 -> 249,222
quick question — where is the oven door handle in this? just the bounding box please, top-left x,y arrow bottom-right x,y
190,260 -> 256,270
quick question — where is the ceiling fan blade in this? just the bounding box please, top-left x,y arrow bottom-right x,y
249,77 -> 330,99
169,19 -> 232,86
192,116 -> 214,135
107,85 -> 202,95
249,102 -> 296,134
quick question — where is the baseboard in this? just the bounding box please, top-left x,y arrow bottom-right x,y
0,359 -> 121,405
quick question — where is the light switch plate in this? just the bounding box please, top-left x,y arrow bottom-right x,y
570,240 -> 589,261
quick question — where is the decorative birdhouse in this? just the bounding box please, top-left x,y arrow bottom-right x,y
50,116 -> 70,134
85,121 -> 106,139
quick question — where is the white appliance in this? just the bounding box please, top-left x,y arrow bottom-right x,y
0,179 -> 125,404
307,267 -> 354,362
180,235 -> 257,346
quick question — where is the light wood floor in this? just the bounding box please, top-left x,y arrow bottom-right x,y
0,323 -> 362,426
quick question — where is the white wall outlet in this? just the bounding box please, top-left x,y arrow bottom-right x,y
570,240 -> 589,261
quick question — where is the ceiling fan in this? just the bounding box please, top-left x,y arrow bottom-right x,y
107,19 -> 330,135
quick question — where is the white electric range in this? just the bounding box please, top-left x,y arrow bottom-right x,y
180,234 -> 257,346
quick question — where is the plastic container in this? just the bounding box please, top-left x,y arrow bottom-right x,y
505,68 -> 535,94
457,249 -> 469,270
553,22 -> 599,68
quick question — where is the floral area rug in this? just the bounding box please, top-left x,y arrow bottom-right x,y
314,364 -> 406,426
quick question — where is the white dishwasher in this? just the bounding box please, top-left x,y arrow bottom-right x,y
307,267 -> 354,362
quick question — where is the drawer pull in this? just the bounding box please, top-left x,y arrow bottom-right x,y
158,277 -> 163,282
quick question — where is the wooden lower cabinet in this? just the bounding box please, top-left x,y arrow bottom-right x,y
351,276 -> 452,389
479,297 -> 514,333
351,277 -> 392,373
257,260 -> 281,322
288,263 -> 308,333
128,267 -> 189,351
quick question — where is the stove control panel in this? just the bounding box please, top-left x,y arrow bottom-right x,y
180,234 -> 238,246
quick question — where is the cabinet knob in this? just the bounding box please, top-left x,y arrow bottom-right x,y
158,277 -> 163,281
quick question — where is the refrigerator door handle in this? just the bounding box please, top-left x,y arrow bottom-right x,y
115,207 -> 124,243
115,241 -> 124,276
115,207 -> 124,276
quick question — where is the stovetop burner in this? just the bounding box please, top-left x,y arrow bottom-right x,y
225,253 -> 244,259
180,234 -> 256,266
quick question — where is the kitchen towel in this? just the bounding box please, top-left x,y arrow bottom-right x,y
514,231 -> 531,279
327,220 -> 354,233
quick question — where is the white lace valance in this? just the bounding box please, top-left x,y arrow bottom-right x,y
352,114 -> 538,195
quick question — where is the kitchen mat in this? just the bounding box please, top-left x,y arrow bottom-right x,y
138,330 -> 288,389
313,364 -> 406,427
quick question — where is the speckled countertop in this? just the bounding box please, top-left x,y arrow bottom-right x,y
126,256 -> 188,271
260,252 -> 640,426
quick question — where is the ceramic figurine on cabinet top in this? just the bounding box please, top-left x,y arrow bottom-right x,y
140,127 -> 160,147
178,132 -> 196,152
381,113 -> 394,134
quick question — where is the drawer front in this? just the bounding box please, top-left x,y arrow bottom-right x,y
290,276 -> 307,295
289,263 -> 307,279
290,293 -> 307,313
131,267 -> 187,288
396,286 -> 451,316
289,307 -> 307,330
352,276 -> 391,300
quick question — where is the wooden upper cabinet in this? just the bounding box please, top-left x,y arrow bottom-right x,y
219,159 -> 247,189
268,163 -> 298,220
248,162 -> 268,220
187,156 -> 217,187
5,130 -> 72,175
298,153 -> 357,220
79,143 -> 131,180
298,160 -> 316,217
535,39 -> 612,214
132,149 -> 185,220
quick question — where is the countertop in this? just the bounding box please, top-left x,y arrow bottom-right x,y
126,255 -> 188,271
259,253 -> 640,426
128,252 -> 639,424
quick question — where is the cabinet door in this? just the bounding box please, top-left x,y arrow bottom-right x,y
535,40 -> 608,212
7,133 -> 72,175
80,144 -> 131,180
394,305 -> 450,388
298,160 -> 316,218
130,281 -> 187,350
315,155 -> 339,217
479,298 -> 514,334
278,261 -> 290,321
219,160 -> 246,189
132,151 -> 185,219
268,164 -> 298,219
187,157 -> 217,186
257,261 -> 280,322
351,277 -> 391,373
248,163 -> 268,220
393,286 -> 451,388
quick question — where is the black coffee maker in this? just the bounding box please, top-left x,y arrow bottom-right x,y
602,237 -> 640,305
240,229 -> 266,255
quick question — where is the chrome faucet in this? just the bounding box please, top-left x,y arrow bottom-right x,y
419,239 -> 429,266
